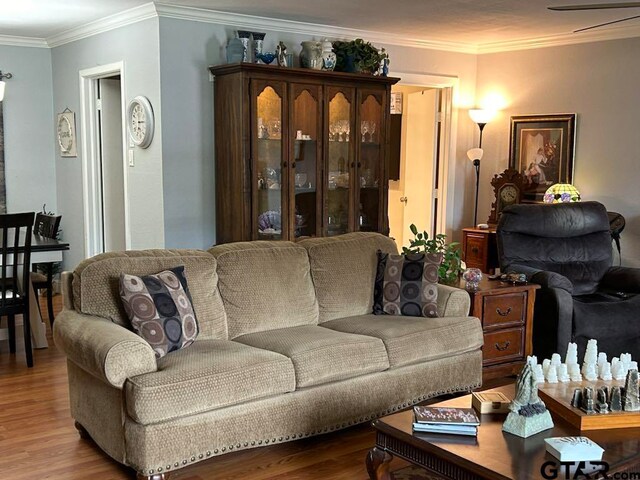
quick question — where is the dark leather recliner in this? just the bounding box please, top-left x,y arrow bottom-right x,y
496,201 -> 640,360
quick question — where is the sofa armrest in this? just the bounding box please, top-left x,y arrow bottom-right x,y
437,284 -> 470,317
600,266 -> 640,293
508,264 -> 573,294
53,309 -> 157,389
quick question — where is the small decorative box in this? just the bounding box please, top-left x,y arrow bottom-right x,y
471,391 -> 511,414
545,437 -> 604,462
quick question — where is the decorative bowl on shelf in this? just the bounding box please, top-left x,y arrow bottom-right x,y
256,52 -> 277,64
463,268 -> 483,291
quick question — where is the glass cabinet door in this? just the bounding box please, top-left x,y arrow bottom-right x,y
252,81 -> 287,240
290,84 -> 322,238
326,88 -> 354,236
357,91 -> 385,232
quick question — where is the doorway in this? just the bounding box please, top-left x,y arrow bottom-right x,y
388,85 -> 441,248
79,62 -> 130,258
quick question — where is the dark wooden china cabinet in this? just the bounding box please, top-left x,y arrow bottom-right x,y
209,63 -> 399,243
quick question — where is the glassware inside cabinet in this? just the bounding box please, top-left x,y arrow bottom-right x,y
292,88 -> 319,238
358,93 -> 383,232
256,86 -> 284,240
327,92 -> 352,236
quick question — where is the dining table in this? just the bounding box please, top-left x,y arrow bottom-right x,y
0,234 -> 69,349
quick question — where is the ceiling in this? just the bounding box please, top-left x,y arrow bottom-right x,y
3,0 -> 640,48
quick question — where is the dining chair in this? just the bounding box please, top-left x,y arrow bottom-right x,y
31,212 -> 61,327
0,212 -> 35,367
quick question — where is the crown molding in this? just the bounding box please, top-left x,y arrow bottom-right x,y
478,23 -> 640,54
4,1 -> 640,54
0,34 -> 48,48
154,3 -> 478,54
46,2 -> 157,48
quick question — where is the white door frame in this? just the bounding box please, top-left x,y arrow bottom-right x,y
394,71 -> 459,241
79,61 -> 130,258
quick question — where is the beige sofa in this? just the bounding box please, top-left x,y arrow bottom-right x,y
54,233 -> 484,479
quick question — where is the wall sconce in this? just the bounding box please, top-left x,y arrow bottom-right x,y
467,147 -> 484,227
0,70 -> 13,102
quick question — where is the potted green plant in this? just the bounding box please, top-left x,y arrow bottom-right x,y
332,38 -> 388,74
402,224 -> 463,285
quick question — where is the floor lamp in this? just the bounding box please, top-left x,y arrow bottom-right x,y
467,147 -> 483,227
467,109 -> 494,227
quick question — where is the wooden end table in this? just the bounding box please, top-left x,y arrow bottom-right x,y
366,384 -> 640,480
460,277 -> 539,381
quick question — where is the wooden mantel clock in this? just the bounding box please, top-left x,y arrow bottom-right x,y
487,168 -> 525,226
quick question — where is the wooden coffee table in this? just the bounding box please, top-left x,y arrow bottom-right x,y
366,384 -> 640,480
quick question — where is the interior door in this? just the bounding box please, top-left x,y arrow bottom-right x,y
402,89 -> 438,244
98,77 -> 126,252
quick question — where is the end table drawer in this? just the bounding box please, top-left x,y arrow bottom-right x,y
483,327 -> 524,364
483,292 -> 526,328
464,234 -> 486,265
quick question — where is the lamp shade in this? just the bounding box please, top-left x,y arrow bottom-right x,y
467,148 -> 483,161
0,81 -> 5,102
468,109 -> 495,125
543,183 -> 581,203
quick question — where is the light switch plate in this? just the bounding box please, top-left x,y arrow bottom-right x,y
128,149 -> 135,167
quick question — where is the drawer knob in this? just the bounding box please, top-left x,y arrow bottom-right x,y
496,307 -> 512,317
471,247 -> 479,254
495,340 -> 511,351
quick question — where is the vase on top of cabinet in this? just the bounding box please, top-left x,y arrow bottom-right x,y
209,63 -> 399,243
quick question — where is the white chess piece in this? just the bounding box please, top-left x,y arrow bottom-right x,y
565,342 -> 579,366
527,355 -> 538,368
613,362 -> 626,380
630,361 -> 638,372
543,359 -> 551,376
546,364 -> 559,383
551,353 -> 562,366
557,364 -> 570,382
583,339 -> 598,375
569,363 -> 583,382
584,363 -> 598,382
599,361 -> 613,381
534,364 -> 545,383
598,352 -> 608,367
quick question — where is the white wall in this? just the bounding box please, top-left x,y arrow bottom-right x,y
0,45 -> 56,214
158,17 -> 478,246
476,37 -> 640,267
51,18 -> 164,270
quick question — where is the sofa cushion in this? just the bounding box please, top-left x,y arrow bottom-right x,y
73,250 -> 227,340
374,251 -> 441,317
120,266 -> 199,358
208,241 -> 319,339
321,314 -> 483,368
125,340 -> 296,425
299,233 -> 398,323
234,325 -> 389,388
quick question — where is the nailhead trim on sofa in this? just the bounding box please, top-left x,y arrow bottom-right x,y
140,382 -> 481,476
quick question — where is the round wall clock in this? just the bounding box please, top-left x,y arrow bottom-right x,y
127,96 -> 154,148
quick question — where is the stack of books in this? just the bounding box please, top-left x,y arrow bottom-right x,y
413,406 -> 480,436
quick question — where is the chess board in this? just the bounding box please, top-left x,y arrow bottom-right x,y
539,380 -> 640,430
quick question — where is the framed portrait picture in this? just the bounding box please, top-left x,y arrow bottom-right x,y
509,113 -> 576,202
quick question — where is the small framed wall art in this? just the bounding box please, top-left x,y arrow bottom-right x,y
57,108 -> 77,157
509,113 -> 576,202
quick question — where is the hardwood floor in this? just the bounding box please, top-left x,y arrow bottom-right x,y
0,296 -> 415,480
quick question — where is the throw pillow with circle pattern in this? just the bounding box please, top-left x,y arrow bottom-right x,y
119,266 -> 199,358
373,251 -> 442,317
